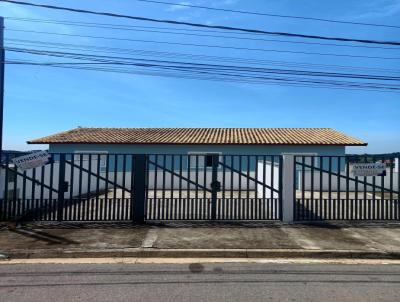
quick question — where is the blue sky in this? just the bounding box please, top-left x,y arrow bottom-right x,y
1,0 -> 400,153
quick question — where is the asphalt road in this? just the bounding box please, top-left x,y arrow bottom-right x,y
1,262 -> 400,302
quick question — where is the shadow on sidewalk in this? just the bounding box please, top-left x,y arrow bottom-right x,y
9,228 -> 78,245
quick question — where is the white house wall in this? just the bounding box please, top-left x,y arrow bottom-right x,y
257,161 -> 280,198
49,143 -> 346,156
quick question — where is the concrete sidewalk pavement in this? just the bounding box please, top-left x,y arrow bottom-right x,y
1,222 -> 400,259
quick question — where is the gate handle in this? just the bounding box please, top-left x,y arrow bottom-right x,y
210,180 -> 221,192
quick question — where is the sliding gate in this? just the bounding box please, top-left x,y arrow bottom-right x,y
294,154 -> 400,221
3,151 -> 399,223
145,154 -> 282,221
0,152 -> 135,222
1,152 -> 282,222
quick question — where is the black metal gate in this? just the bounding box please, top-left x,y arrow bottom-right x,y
294,154 -> 400,221
145,154 -> 282,221
0,152 -> 282,222
3,151 -> 399,223
0,152 -> 135,222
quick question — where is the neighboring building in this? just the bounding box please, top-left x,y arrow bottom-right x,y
28,127 -> 366,156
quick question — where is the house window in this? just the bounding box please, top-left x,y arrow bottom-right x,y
188,152 -> 221,169
206,155 -> 213,167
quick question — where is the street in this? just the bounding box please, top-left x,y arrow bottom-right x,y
1,261 -> 400,302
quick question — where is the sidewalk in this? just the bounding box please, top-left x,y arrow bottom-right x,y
1,222 -> 400,259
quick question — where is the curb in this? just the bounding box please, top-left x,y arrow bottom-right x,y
3,248 -> 400,260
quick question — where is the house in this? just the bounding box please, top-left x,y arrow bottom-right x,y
2,128 -> 368,212
26,128 -> 366,196
27,127 -> 366,178
28,127 -> 366,157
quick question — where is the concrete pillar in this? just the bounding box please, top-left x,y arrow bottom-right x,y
132,154 -> 146,224
282,154 -> 295,222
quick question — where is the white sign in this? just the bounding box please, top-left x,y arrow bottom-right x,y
12,151 -> 51,171
351,162 -> 386,177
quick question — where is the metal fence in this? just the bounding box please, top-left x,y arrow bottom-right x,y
0,152 -> 282,222
145,154 -> 282,220
294,154 -> 400,221
0,153 -> 135,222
2,151 -> 399,223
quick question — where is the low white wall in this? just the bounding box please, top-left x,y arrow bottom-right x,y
256,161 -> 280,198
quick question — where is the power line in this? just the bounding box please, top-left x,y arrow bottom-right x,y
4,17 -> 399,51
2,16 -> 283,36
8,46 -> 400,81
2,0 -> 400,46
4,60 -> 376,90
135,0 -> 400,29
6,47 -> 400,91
6,59 -> 400,93
6,39 -> 400,75
6,53 -> 399,92
7,29 -> 400,60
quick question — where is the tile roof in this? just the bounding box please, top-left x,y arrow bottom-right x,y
28,128 -> 367,146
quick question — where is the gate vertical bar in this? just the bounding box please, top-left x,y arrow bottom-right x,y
310,156 -> 315,220
381,156 -> 385,220
122,155 -> 126,220
398,155 -> 400,220
95,154 -> 100,220
278,155 -> 283,220
271,155 -> 275,220
254,155 -> 258,220
178,155 -> 182,220
185,154 -> 190,220
171,155 -> 175,220
57,154 -> 66,221
389,157 -> 394,220
210,154 -> 219,220
345,158 -> 350,220
154,155 -> 159,220
77,154 -> 83,221
22,168 -> 27,219
3,153 -> 8,220
87,154 -> 92,221
203,155 -> 207,219
68,154 -> 75,220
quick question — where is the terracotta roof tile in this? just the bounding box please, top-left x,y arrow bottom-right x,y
27,128 -> 367,146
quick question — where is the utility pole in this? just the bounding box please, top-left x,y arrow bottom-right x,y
0,16 -> 4,158
0,16 -> 6,158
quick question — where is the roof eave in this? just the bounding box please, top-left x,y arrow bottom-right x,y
27,141 -> 368,146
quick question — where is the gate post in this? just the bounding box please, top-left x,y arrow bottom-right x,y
132,154 -> 146,224
282,154 -> 295,223
57,154 -> 66,221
